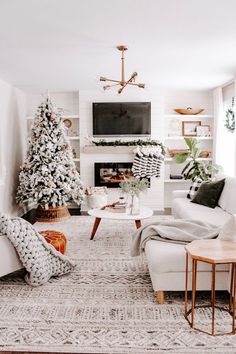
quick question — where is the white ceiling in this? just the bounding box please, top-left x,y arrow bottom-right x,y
0,0 -> 236,92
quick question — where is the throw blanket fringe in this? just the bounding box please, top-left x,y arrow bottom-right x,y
0,213 -> 76,286
131,219 -> 220,257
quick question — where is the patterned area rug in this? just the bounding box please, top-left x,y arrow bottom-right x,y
0,215 -> 236,353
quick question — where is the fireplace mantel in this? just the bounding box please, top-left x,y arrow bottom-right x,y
83,146 -> 135,154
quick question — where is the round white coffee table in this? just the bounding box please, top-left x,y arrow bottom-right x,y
88,206 -> 153,240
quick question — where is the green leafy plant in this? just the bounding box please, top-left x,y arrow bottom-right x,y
174,137 -> 219,181
92,139 -> 166,155
119,178 -> 149,195
119,178 -> 149,215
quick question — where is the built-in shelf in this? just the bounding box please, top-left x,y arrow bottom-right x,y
164,136 -> 213,140
83,145 -> 136,154
61,115 -> 79,119
164,179 -> 191,183
26,114 -> 79,120
164,157 -> 212,162
68,136 -> 80,140
164,114 -> 213,119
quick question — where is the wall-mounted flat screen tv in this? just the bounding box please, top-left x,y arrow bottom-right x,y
93,102 -> 151,136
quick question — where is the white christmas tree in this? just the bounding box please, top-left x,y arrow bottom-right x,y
17,96 -> 84,208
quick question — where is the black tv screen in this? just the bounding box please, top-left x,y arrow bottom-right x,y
93,102 -> 151,136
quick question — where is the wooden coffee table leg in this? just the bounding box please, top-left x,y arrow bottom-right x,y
90,217 -> 101,240
135,220 -> 142,229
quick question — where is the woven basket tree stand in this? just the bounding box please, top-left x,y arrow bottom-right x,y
36,205 -> 71,222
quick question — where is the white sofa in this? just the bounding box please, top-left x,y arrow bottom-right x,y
145,176 -> 236,304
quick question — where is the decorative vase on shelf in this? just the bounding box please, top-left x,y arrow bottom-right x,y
126,193 -> 140,215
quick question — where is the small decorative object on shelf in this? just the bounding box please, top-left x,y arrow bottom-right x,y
174,107 -> 204,115
119,178 -> 149,215
182,121 -> 201,136
72,148 -> 77,158
168,118 -> 182,136
63,118 -> 72,128
199,151 -> 210,158
169,174 -> 183,180
196,125 -> 210,137
63,118 -> 79,137
168,148 -> 190,157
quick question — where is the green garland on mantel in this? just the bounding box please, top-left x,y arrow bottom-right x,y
92,139 -> 166,155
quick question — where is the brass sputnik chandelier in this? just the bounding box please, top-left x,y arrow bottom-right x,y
100,45 -> 145,94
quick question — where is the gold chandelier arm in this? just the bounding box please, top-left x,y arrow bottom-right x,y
100,78 -> 120,84
103,83 -> 120,90
126,82 -> 145,88
121,48 -> 125,83
118,76 -> 134,94
118,72 -> 138,94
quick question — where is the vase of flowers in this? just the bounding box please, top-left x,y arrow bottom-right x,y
119,178 -> 149,215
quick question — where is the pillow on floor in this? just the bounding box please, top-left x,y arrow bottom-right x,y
187,177 -> 203,199
218,215 -> 236,242
191,179 -> 225,209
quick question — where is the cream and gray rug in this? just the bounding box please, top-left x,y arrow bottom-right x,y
0,215 -> 235,353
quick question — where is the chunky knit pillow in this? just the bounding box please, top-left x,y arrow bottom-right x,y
187,177 -> 203,200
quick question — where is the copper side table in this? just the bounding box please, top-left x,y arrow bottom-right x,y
185,239 -> 236,336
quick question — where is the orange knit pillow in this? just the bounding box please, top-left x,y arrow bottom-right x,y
39,230 -> 67,254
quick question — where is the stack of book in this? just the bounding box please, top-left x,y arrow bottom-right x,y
105,202 -> 127,213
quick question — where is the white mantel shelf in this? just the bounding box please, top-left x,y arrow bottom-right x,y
83,145 -> 136,154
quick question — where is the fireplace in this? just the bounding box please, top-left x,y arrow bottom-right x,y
95,162 -> 134,188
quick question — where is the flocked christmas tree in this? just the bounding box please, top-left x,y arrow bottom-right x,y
17,96 -> 84,209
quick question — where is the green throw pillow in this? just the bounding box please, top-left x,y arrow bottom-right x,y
191,179 -> 225,209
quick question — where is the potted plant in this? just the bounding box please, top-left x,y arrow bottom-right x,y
119,178 -> 149,215
174,137 -> 219,181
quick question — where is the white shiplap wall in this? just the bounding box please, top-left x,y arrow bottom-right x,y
79,89 -> 165,211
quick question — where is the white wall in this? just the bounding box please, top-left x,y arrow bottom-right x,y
79,89 -> 165,211
214,83 -> 236,176
0,79 -> 27,215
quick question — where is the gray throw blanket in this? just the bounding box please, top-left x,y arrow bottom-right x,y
0,213 -> 75,286
131,219 -> 220,257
